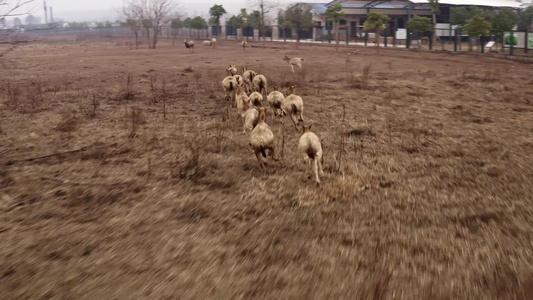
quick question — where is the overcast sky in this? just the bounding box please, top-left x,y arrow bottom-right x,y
9,0 -> 325,23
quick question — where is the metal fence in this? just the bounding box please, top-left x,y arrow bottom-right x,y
9,25 -> 532,58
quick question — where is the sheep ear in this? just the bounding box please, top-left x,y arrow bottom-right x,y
308,124 -> 312,130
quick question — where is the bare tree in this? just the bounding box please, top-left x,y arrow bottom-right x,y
149,0 -> 177,48
250,0 -> 276,42
1,1 -> 37,58
122,0 -> 177,49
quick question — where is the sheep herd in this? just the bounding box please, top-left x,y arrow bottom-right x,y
221,62 -> 325,186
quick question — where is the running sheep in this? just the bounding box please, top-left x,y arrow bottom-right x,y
222,69 -> 237,102
242,99 -> 259,134
281,85 -> 304,130
242,67 -> 256,94
184,40 -> 195,53
250,107 -> 278,169
267,86 -> 285,116
283,55 -> 304,73
252,74 -> 268,96
298,125 -> 325,186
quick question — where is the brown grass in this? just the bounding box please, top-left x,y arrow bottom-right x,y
0,38 -> 532,299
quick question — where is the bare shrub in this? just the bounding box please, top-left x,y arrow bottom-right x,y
115,73 -> 136,102
124,106 -> 147,138
170,135 -> 208,180
361,64 -> 371,90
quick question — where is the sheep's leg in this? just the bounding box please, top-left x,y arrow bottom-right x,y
290,65 -> 295,73
313,158 -> 320,186
318,155 -> 325,176
268,145 -> 278,161
290,115 -> 299,130
254,149 -> 265,169
303,157 -> 311,180
298,111 -> 304,123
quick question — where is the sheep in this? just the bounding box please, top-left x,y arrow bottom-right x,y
280,85 -> 304,130
242,67 -> 257,94
203,40 -> 212,47
283,55 -> 304,73
267,86 -> 285,116
250,107 -> 278,169
252,74 -> 267,96
233,74 -> 244,87
241,40 -> 248,51
235,85 -> 249,112
227,64 -> 238,76
222,69 -> 237,102
184,39 -> 195,53
210,38 -> 217,48
242,98 -> 259,134
298,124 -> 325,186
249,88 -> 263,107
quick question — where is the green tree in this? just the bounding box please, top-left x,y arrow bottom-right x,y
280,21 -> 292,42
407,16 -> 433,49
428,0 -> 440,43
363,10 -> 390,48
450,6 -> 493,27
209,4 -> 226,38
188,16 -> 208,39
518,6 -> 533,31
284,5 -> 314,48
464,15 -> 491,52
227,9 -> 249,40
325,4 -> 346,52
491,8 -> 517,52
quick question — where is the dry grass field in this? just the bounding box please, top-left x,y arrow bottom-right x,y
1,37 -> 533,299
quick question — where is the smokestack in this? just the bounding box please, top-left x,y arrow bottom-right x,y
50,7 -> 53,23
44,1 -> 48,24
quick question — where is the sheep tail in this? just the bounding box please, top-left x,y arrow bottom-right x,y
260,146 -> 267,158
229,81 -> 234,91
291,103 -> 298,114
259,80 -> 265,92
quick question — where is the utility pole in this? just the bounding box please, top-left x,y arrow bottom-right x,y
43,1 -> 48,24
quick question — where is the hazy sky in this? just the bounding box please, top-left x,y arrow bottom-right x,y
14,0 -> 326,22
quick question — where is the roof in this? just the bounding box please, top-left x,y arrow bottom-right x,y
327,0 -> 522,9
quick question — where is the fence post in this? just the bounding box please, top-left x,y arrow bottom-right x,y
525,30 -> 528,54
454,29 -> 458,52
481,35 -> 484,53
406,29 -> 410,48
429,32 -> 432,50
510,30 -> 514,56
364,31 -> 368,46
328,28 -> 332,43
384,29 -> 388,47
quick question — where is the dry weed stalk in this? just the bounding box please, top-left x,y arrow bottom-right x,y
361,64 -> 371,90
124,106 -> 146,138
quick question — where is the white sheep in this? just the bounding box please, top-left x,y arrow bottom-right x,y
298,124 -> 325,186
235,85 -> 249,112
283,55 -> 304,73
252,74 -> 267,96
250,107 -> 278,169
267,86 -> 285,116
222,69 -> 237,102
210,38 -> 217,48
242,67 -> 256,94
241,40 -> 248,51
242,99 -> 259,134
281,85 -> 304,129
233,74 -> 244,87
203,40 -> 212,47
227,64 -> 238,76
184,39 -> 195,53
249,88 -> 263,107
